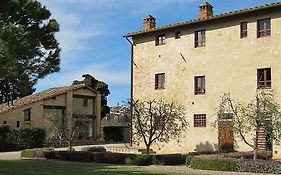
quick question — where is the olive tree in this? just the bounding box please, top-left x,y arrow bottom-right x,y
131,99 -> 188,154
217,91 -> 281,159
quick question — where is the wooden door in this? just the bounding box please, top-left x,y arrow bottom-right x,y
218,120 -> 234,152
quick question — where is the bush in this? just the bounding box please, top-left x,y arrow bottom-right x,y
153,154 -> 186,165
44,151 -> 94,162
134,155 -> 152,166
0,125 -> 17,152
81,146 -> 106,152
21,148 -> 54,158
237,159 -> 281,174
186,156 -> 193,166
103,126 -> 123,142
93,152 -> 136,164
17,128 -> 45,149
190,157 -> 238,171
221,151 -> 272,160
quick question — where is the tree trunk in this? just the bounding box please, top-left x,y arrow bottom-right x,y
253,149 -> 257,160
68,140 -> 73,151
146,144 -> 151,155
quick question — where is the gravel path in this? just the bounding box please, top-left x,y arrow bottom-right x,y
0,151 -> 21,160
117,165 -> 276,175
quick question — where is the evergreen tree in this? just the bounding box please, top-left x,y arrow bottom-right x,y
73,74 -> 110,118
0,0 -> 60,104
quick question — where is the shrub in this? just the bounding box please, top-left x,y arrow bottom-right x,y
191,157 -> 238,171
93,152 -> 136,164
81,146 -> 106,152
153,154 -> 186,165
221,151 -> 272,160
44,151 -> 94,162
0,125 -> 14,152
21,148 -> 54,158
237,159 -> 281,174
186,156 -> 193,166
17,128 -> 45,149
134,155 -> 152,166
103,126 -> 123,142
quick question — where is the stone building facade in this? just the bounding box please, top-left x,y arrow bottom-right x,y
0,84 -> 102,144
125,2 -> 281,158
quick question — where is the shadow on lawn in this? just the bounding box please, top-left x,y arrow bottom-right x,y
0,160 -> 176,175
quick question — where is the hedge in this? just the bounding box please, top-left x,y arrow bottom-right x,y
190,157 -> 238,171
0,125 -> 45,152
21,148 -> 54,158
17,128 -> 46,149
44,151 -> 94,162
81,146 -> 106,152
237,159 -> 281,174
43,151 -> 186,166
103,126 -> 123,142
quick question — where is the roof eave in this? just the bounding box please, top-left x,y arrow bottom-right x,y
124,2 -> 281,37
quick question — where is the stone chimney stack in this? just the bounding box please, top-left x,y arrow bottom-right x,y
143,15 -> 156,30
199,2 -> 213,19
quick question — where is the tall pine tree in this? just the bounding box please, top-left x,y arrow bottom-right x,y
0,0 -> 60,104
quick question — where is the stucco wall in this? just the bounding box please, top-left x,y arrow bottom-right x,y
0,102 -> 43,128
132,10 -> 281,158
0,87 -> 102,142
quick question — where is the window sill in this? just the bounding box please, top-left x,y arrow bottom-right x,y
155,43 -> 165,46
195,46 -> 205,48
257,35 -> 271,39
155,88 -> 165,90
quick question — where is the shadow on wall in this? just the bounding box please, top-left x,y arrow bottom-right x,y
196,141 -> 218,152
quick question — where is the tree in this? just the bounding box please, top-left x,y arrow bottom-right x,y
44,112 -> 77,151
131,99 -> 188,154
72,74 -> 110,118
217,91 -> 281,159
0,0 -> 60,104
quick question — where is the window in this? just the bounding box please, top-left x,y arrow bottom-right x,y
23,108 -> 31,121
155,34 -> 165,45
240,21 -> 247,38
194,114 -> 206,127
195,29 -> 205,47
257,68 -> 271,89
155,73 -> 165,89
195,76 -> 205,95
257,18 -> 271,38
83,98 -> 88,107
175,31 -> 181,39
3,121 -> 7,125
16,121 -> 20,128
155,116 -> 165,130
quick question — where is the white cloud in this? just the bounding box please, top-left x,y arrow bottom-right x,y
36,61 -> 130,91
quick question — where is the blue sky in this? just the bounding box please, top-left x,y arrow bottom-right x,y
36,0 -> 278,106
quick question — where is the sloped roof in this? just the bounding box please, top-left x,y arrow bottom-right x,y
0,84 -> 97,114
124,1 -> 281,37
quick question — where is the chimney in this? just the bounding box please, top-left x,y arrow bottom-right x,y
199,2 -> 213,19
143,15 -> 156,30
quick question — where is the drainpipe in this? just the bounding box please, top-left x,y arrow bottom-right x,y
125,36 -> 133,147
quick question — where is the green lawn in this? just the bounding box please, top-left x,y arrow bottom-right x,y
0,160 -> 195,175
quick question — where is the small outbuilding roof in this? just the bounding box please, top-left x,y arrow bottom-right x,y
0,84 -> 98,114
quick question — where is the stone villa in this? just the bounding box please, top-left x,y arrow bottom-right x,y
125,2 -> 281,158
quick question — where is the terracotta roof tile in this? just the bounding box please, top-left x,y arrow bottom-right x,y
124,1 -> 281,37
0,84 -> 87,114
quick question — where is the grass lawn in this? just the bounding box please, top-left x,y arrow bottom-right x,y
0,160 -> 196,175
